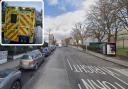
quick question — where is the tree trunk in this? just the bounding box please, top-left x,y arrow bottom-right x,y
115,27 -> 118,43
108,30 -> 111,43
81,39 -> 84,45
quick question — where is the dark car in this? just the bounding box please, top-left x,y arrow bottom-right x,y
0,69 -> 22,89
41,47 -> 51,57
49,45 -> 56,52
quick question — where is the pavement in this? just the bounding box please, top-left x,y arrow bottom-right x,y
22,47 -> 128,89
71,46 -> 128,68
0,53 -> 24,71
0,59 -> 19,71
87,51 -> 128,67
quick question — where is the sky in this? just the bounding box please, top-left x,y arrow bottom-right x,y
3,0 -> 97,42
44,0 -> 98,42
6,1 -> 42,12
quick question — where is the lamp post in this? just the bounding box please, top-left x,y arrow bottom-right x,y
85,41 -> 88,52
123,38 -> 124,49
48,29 -> 51,45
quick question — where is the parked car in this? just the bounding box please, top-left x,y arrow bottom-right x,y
49,45 -> 56,52
19,50 -> 44,70
41,47 -> 51,57
0,69 -> 22,89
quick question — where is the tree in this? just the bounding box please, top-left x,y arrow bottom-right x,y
71,28 -> 79,46
52,39 -> 57,45
71,22 -> 86,45
97,0 -> 118,42
64,37 -> 71,45
85,3 -> 107,42
85,0 -> 126,43
116,0 -> 128,31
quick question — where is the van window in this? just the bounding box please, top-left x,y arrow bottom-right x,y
11,14 -> 17,23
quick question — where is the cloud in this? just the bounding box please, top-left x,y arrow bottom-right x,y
48,0 -> 58,6
44,0 -> 97,41
44,10 -> 85,40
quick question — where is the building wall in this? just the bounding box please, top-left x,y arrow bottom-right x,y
117,39 -> 128,47
117,30 -> 128,48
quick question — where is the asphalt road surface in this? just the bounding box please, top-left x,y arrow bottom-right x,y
22,47 -> 128,89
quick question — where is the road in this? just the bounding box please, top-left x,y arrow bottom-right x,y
22,47 -> 128,89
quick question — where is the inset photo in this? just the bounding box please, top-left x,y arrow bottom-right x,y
1,0 -> 44,45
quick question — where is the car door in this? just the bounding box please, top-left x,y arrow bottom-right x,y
35,52 -> 41,65
31,53 -> 37,66
37,51 -> 43,64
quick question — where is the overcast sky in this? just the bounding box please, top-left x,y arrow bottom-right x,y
43,0 -> 97,42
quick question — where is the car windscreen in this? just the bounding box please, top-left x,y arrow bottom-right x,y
0,72 -> 7,78
21,55 -> 30,59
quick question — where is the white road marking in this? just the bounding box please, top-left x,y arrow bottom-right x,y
73,65 -> 80,72
77,65 -> 83,72
78,84 -> 82,89
81,78 -> 94,89
67,59 -> 73,70
111,68 -> 128,77
81,78 -> 126,89
115,82 -> 125,89
113,75 -> 128,86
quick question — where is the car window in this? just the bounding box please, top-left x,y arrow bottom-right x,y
32,54 -> 36,59
0,72 -> 7,78
34,50 -> 42,58
0,69 -> 13,78
21,54 -> 32,60
37,52 -> 42,57
31,55 -> 35,59
21,55 -> 29,59
36,52 -> 40,58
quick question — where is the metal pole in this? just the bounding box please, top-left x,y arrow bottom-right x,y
49,29 -> 51,45
123,39 -> 124,49
86,44 -> 88,52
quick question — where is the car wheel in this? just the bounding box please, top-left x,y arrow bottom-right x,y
34,64 -> 38,70
11,80 -> 22,89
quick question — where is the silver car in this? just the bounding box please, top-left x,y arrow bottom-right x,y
0,69 -> 22,89
19,50 -> 44,70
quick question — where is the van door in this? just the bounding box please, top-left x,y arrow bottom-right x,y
4,9 -> 19,42
18,13 -> 31,43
